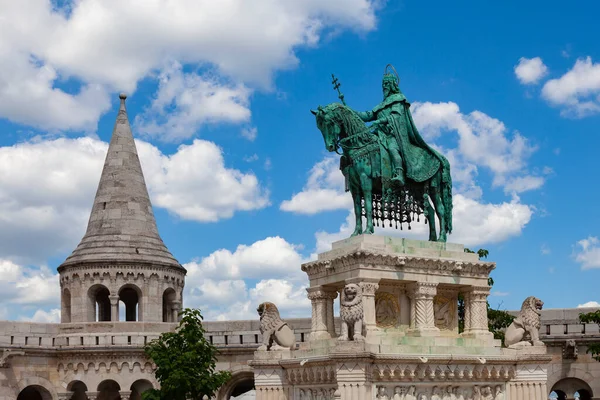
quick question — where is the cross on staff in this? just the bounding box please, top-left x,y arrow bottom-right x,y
331,74 -> 346,105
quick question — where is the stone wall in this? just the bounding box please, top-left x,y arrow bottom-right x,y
1,308 -> 599,399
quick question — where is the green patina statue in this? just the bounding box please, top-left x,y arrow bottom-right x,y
311,65 -> 453,241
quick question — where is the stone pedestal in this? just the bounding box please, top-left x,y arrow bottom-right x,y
250,235 -> 552,400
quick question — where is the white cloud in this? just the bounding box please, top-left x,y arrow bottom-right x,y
491,291 -> 510,297
541,244 -> 551,255
542,57 -> 600,117
411,102 -> 540,193
0,136 -> 269,262
514,57 -> 548,85
0,0 -> 378,131
0,137 -> 106,263
0,260 -> 59,310
578,301 -> 600,308
182,236 -> 310,321
280,156 -> 351,214
573,236 -> 600,270
184,237 -> 306,283
241,127 -> 258,142
134,63 -> 252,142
139,139 -> 269,222
20,308 -> 61,323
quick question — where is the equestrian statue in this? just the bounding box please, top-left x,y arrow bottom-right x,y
311,65 -> 453,242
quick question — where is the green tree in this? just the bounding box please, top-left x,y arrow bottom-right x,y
579,309 -> 600,361
142,308 -> 231,400
459,248 -> 515,344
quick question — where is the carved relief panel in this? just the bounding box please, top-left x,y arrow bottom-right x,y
433,290 -> 458,331
375,291 -> 401,328
374,383 -> 505,400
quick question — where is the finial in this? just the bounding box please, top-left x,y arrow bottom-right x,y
119,93 -> 127,100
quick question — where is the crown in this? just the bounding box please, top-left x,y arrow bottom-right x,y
383,64 -> 400,85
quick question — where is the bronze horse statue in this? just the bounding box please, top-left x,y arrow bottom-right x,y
311,103 -> 453,242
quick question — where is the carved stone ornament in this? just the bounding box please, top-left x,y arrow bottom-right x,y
339,283 -> 364,341
256,302 -> 296,351
433,294 -> 456,330
504,296 -> 544,348
372,384 -> 505,400
375,291 -> 400,328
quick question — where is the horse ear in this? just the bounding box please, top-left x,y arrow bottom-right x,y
310,109 -> 318,115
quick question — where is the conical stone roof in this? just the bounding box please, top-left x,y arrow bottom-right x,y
59,94 -> 182,270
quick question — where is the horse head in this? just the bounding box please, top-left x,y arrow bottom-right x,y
311,103 -> 343,152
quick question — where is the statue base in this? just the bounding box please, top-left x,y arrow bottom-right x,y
250,235 -> 551,400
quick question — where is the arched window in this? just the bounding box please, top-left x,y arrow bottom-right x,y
67,380 -> 88,400
119,284 -> 142,322
162,288 -> 177,322
17,385 -> 52,400
130,379 -> 153,400
88,284 -> 111,322
97,379 -> 121,400
61,288 -> 71,323
551,378 -> 593,400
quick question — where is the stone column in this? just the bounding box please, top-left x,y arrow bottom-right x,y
119,391 -> 132,400
463,285 -> 493,339
172,300 -> 182,322
86,392 -> 99,400
325,290 -> 338,337
356,279 -> 379,338
109,294 -> 119,322
407,282 -> 439,336
307,287 -> 330,340
461,290 -> 472,335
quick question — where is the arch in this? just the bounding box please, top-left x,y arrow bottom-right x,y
162,288 -> 177,322
67,380 -> 88,400
551,377 -> 594,400
217,370 -> 255,400
98,379 -> 121,400
17,385 -> 53,400
88,284 -> 112,322
119,284 -> 142,322
17,377 -> 57,400
61,288 -> 71,323
130,379 -> 153,400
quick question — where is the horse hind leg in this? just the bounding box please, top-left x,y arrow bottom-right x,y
431,188 -> 447,242
423,193 -> 437,241
350,190 -> 363,237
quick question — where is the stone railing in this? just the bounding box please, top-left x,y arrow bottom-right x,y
1,308 -> 598,352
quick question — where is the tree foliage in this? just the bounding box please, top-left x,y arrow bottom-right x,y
142,308 -> 231,400
579,309 -> 600,361
460,248 -> 515,345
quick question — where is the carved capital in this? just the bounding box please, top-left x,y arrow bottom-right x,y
109,294 -> 120,306
359,282 -> 379,296
307,287 -> 337,301
470,285 -> 491,301
57,392 -> 74,400
411,281 -> 438,299
119,391 -> 132,400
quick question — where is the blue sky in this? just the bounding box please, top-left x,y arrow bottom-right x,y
0,0 -> 599,322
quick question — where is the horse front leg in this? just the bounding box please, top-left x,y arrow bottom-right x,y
350,190 -> 363,237
423,193 -> 437,242
360,173 -> 374,234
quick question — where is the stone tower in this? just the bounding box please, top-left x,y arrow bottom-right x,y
58,93 -> 186,324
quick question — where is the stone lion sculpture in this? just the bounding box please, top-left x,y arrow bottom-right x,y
504,296 -> 544,348
339,283 -> 364,341
257,302 -> 296,351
